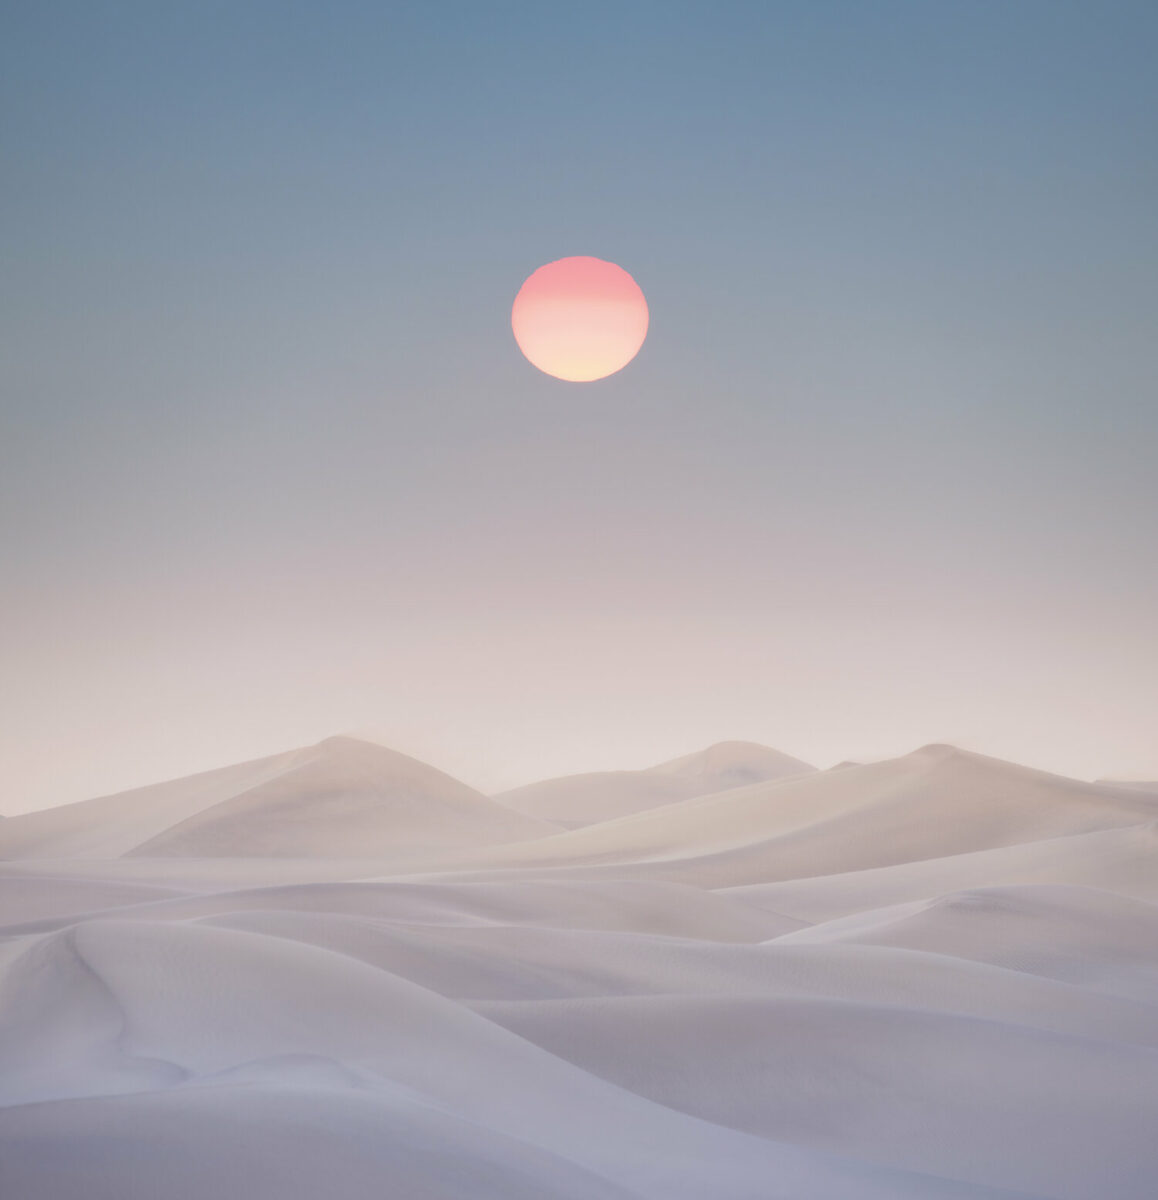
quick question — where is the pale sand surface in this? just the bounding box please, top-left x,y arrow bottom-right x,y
2,736 -> 1156,1198
497,741 -> 815,826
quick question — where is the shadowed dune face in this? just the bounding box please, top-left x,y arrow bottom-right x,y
1,737 -> 1157,1199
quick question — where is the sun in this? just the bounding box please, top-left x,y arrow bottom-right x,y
511,256 -> 649,382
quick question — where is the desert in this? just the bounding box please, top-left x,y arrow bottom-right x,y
2,736 -> 1156,1199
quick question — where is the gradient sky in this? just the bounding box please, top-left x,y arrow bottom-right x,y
3,1 -> 1157,814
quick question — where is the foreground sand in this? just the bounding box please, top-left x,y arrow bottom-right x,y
1,736 -> 1157,1199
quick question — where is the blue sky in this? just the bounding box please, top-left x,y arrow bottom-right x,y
2,1 -> 1156,809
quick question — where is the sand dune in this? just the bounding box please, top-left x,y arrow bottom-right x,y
0,876 -> 783,942
0,737 -> 557,861
771,883 -> 1158,1001
407,744 -> 1158,889
726,821 -> 1158,920
0,874 -> 188,924
498,741 -> 814,825
477,992 -> 1158,1199
0,1083 -> 646,1200
0,918 -> 1014,1200
1,736 -> 1155,1198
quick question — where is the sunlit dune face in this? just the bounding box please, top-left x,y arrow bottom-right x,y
511,256 -> 649,382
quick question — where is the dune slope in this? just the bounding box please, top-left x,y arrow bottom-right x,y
497,740 -> 815,825
0,736 -> 558,860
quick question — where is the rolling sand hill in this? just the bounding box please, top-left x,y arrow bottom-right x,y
1,735 -> 1156,1199
419,744 -> 1158,889
0,736 -> 558,861
497,741 -> 815,826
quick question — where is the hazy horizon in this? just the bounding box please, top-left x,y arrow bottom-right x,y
4,1 -> 1157,814
3,723 -> 1155,819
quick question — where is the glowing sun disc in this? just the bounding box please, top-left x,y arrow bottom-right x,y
511,256 -> 649,382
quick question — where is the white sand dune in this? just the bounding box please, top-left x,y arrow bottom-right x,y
0,1083 -> 647,1200
0,874 -> 189,924
770,883 -> 1158,1001
726,820 -> 1158,921
212,911 -> 1158,1045
0,918 -> 1015,1200
476,992 -> 1158,1200
0,876 -> 784,942
1,735 -> 1156,1198
0,736 -> 558,861
498,741 -> 814,826
396,744 -> 1158,890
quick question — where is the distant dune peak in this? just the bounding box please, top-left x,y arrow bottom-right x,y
902,743 -> 1000,770
830,747 -> 995,773
313,733 -> 389,756
910,742 -> 961,758
0,736 -> 560,862
496,739 -> 815,826
647,741 -> 814,782
899,742 -> 1102,787
303,734 -> 477,787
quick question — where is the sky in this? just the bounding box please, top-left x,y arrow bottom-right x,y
2,1 -> 1157,814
